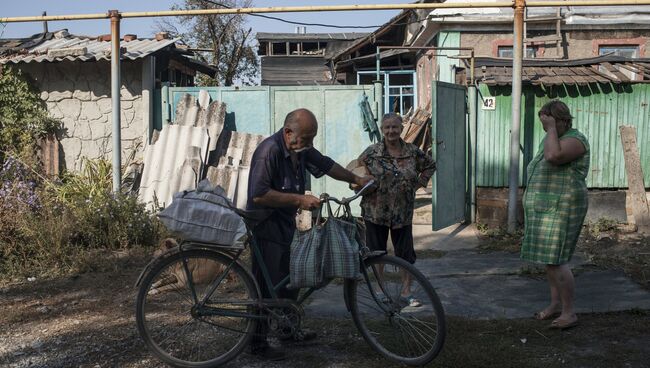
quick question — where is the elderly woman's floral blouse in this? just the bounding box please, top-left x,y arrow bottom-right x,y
358,139 -> 436,228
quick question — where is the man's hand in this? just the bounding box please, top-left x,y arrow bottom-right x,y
299,194 -> 321,210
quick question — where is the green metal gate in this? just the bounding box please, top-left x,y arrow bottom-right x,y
431,81 -> 468,230
156,84 -> 383,213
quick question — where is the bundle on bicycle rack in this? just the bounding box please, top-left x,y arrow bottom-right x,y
157,179 -> 247,246
289,201 -> 361,289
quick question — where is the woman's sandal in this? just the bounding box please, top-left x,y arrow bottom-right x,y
549,317 -> 579,330
533,309 -> 561,320
400,295 -> 423,307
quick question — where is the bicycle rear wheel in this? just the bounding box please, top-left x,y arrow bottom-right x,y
136,249 -> 259,368
346,255 -> 446,366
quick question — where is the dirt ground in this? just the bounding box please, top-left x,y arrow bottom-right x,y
1,233 -> 649,368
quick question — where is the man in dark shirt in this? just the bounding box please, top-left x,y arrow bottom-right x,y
247,108 -> 372,360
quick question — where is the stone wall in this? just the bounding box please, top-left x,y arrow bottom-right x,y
16,60 -> 146,171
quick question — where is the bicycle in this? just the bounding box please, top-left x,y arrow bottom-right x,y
135,181 -> 446,367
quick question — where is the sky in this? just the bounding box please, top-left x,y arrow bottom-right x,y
1,1 -> 412,39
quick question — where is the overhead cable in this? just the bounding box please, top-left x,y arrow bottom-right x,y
200,0 -> 428,29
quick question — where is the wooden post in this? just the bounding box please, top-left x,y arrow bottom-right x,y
619,125 -> 650,233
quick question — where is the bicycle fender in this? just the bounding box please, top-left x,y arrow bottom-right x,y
134,257 -> 158,287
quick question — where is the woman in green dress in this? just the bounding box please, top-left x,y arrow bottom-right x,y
521,100 -> 590,330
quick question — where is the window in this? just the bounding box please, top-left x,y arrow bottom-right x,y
272,42 -> 287,56
302,42 -> 325,56
598,45 -> 639,58
497,46 -> 537,58
357,71 -> 416,116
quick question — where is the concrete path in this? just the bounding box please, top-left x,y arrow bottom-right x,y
303,223 -> 650,319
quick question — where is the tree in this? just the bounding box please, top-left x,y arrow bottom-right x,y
158,0 -> 259,86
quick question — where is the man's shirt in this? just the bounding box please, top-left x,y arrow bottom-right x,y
247,128 -> 334,244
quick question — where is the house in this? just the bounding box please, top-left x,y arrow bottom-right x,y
0,29 -> 216,172
328,1 -> 650,227
256,30 -> 368,86
328,2 -> 436,115
330,1 -> 650,112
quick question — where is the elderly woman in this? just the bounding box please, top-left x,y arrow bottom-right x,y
521,100 -> 590,330
357,113 -> 436,307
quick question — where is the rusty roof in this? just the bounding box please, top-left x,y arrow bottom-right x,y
467,55 -> 650,86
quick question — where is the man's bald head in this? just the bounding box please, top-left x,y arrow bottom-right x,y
283,108 -> 318,152
284,108 -> 317,134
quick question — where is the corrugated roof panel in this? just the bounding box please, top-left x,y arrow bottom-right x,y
138,125 -> 210,207
0,36 -> 178,64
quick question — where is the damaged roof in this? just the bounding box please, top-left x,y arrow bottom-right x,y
256,32 -> 369,41
467,55 -> 650,86
1,29 -> 194,65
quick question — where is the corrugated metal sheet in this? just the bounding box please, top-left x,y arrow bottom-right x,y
138,125 -> 210,207
0,34 -> 178,64
476,83 -> 650,188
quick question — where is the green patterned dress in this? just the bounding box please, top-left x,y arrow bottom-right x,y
520,129 -> 590,265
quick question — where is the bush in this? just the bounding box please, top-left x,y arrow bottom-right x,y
0,67 -> 61,162
0,157 -> 167,279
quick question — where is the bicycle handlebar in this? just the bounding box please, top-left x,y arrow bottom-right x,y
320,179 -> 375,206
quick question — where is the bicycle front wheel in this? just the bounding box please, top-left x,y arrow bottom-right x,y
346,255 -> 446,366
136,249 -> 259,368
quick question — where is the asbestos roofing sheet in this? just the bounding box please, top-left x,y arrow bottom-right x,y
1,35 -> 178,64
174,92 -> 226,152
138,125 -> 210,208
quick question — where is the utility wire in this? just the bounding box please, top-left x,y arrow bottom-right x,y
199,0 -> 428,29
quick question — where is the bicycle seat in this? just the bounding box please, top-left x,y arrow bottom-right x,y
234,208 -> 274,227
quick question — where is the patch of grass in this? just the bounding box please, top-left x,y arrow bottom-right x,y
585,217 -> 621,239
477,225 -> 524,253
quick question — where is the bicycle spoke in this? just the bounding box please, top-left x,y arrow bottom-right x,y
137,250 -> 259,367
348,255 -> 446,365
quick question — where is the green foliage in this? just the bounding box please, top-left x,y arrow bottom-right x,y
477,224 -> 524,253
0,67 -> 61,160
50,158 -> 113,203
586,217 -> 620,237
0,157 -> 167,279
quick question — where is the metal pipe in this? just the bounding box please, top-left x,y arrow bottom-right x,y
3,1 -> 650,23
376,46 -> 381,81
110,10 -> 122,193
42,11 -> 48,33
467,84 -> 478,223
507,0 -> 525,232
526,0 -> 650,5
